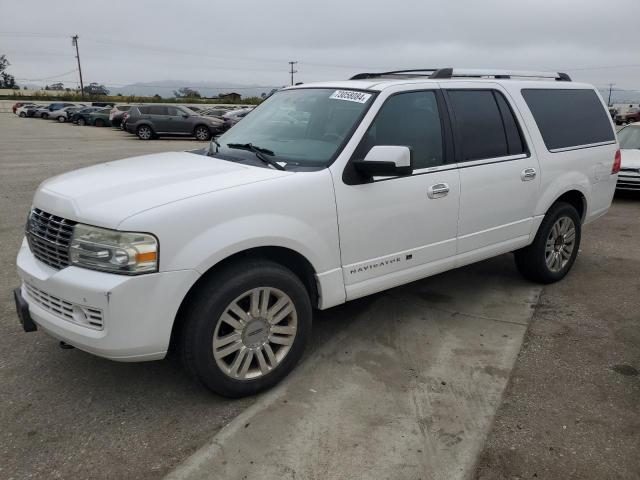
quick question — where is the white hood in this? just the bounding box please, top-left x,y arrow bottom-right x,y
620,149 -> 640,169
33,151 -> 292,228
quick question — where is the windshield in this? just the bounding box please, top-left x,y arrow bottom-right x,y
618,125 -> 640,149
216,88 -> 375,166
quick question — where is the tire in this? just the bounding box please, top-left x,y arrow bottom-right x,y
19,112 -> 26,118
180,259 -> 312,397
137,125 -> 153,140
95,119 -> 105,127
194,125 -> 212,141
77,117 -> 86,126
514,202 -> 581,284
57,116 -> 66,123
41,113 -> 49,119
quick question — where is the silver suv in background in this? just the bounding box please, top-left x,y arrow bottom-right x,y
125,105 -> 225,140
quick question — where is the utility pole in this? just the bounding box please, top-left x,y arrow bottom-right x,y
607,83 -> 615,107
72,35 -> 85,100
288,61 -> 298,86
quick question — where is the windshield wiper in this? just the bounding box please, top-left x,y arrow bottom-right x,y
227,143 -> 285,171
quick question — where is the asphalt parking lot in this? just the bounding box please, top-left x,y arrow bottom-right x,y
1,113 -> 638,479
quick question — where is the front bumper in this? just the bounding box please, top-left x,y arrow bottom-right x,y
16,239 -> 199,362
617,171 -> 640,191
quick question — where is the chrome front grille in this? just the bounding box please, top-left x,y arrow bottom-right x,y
23,282 -> 104,330
26,208 -> 77,270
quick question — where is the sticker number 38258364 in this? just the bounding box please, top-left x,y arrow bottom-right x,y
329,90 -> 372,104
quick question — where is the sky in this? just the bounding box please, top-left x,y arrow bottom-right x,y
1,0 -> 640,95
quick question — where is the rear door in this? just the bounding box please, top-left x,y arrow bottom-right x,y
167,106 -> 191,134
148,105 -> 171,132
444,84 -> 539,257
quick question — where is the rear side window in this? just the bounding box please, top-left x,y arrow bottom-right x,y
148,106 -> 169,115
354,90 -> 444,169
521,89 -> 615,150
447,90 -> 526,161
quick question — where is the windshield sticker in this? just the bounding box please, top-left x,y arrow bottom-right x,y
330,90 -> 372,104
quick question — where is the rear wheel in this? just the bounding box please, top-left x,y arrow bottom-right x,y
41,113 -> 49,119
514,202 -> 581,283
137,125 -> 153,140
77,117 -> 86,126
194,125 -> 212,141
180,259 -> 312,397
57,116 -> 66,123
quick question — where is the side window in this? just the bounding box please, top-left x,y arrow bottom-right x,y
138,106 -> 150,115
354,91 -> 444,169
448,90 -> 524,161
148,106 -> 168,115
168,106 -> 182,116
521,89 -> 615,150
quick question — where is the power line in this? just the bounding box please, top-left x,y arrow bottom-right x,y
15,68 -> 78,82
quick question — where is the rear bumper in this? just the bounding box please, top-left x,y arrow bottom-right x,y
16,239 -> 199,362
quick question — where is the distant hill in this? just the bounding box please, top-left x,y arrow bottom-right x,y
107,80 -> 281,99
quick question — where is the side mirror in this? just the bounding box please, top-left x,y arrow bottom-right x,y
353,145 -> 413,178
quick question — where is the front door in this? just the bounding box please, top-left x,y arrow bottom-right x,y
331,89 -> 460,300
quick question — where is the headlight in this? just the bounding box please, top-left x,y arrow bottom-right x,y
69,224 -> 158,275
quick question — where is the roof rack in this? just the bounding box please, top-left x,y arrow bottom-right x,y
350,68 -> 571,82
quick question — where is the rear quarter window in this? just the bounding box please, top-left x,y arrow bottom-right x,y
521,89 -> 615,151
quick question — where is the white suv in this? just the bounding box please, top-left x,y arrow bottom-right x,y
15,68 -> 620,397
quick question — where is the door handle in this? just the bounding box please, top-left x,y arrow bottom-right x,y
427,183 -> 450,199
521,168 -> 537,181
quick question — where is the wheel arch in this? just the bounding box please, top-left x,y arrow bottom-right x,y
168,245 -> 318,354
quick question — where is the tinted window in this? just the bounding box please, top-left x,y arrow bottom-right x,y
148,106 -> 169,115
494,92 -> 526,155
448,90 -> 512,161
522,89 -> 615,150
137,106 -> 150,114
355,91 -> 444,169
168,106 -> 184,116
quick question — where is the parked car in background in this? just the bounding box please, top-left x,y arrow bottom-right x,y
23,105 -> 46,117
615,108 -> 640,125
87,108 -> 113,127
200,107 -> 232,118
125,105 -> 224,140
49,106 -> 83,123
16,104 -> 37,117
109,105 -> 134,128
222,107 -> 254,128
37,103 -> 83,119
12,102 -> 34,114
616,123 -> 640,191
71,107 -> 104,125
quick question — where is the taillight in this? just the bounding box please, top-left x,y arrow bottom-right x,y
612,149 -> 621,174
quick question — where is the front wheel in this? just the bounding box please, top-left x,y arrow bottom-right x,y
514,202 -> 581,283
77,117 -> 86,126
180,260 -> 312,397
137,125 -> 153,140
57,116 -> 66,123
194,125 -> 212,141
19,112 -> 26,118
41,113 -> 49,119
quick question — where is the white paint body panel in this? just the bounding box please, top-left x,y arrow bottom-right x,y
16,76 -> 618,361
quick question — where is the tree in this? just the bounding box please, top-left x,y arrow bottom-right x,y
50,82 -> 64,90
153,94 -> 162,100
0,54 -> 18,89
83,82 -> 109,96
173,87 -> 201,99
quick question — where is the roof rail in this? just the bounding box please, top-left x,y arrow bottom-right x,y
350,68 -> 571,82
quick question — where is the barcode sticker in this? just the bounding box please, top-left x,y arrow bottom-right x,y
330,90 -> 372,104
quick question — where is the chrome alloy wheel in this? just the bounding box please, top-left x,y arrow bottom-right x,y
545,216 -> 576,272
213,287 -> 297,380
